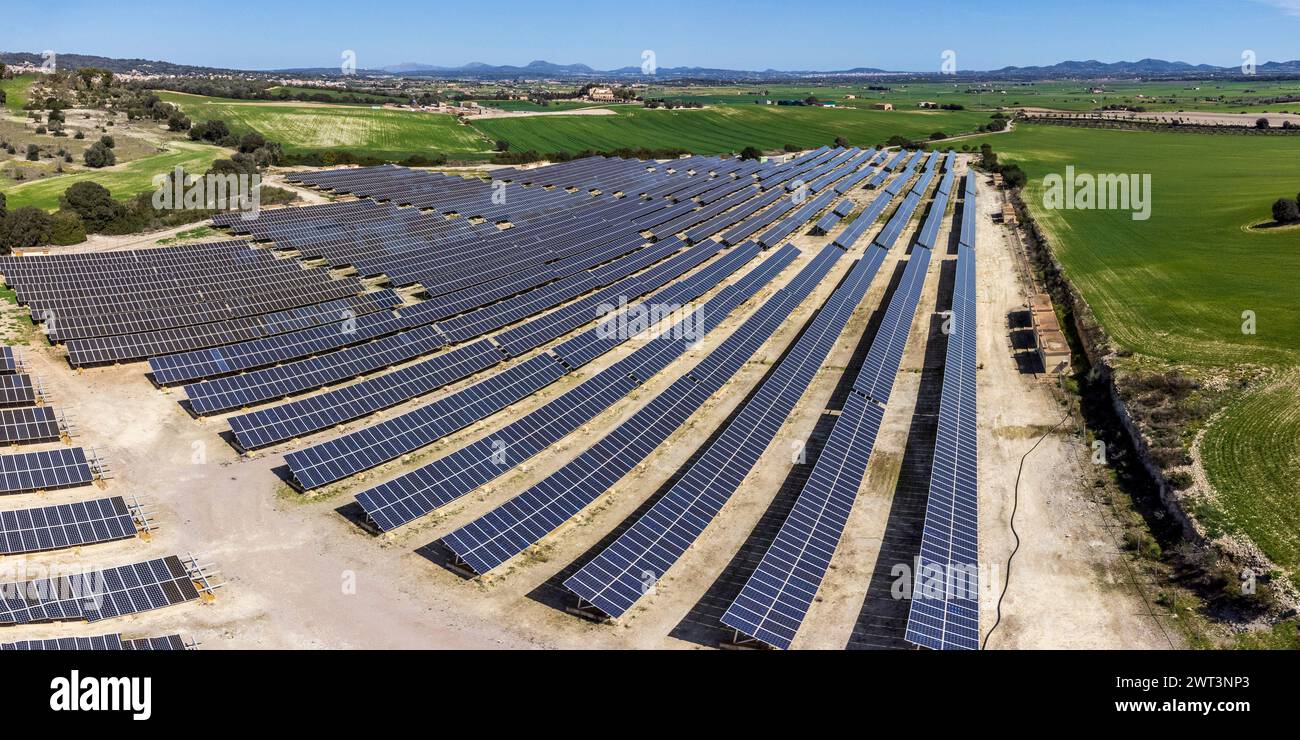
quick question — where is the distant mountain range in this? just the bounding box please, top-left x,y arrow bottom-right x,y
288,57 -> 1300,80
4,50 -> 1300,80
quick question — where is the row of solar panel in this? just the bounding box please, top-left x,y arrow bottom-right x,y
1,634 -> 189,650
906,173 -> 980,651
354,243 -> 800,532
721,243 -> 937,649
226,240 -> 727,450
0,495 -> 139,555
438,243 -> 851,576
284,240 -> 768,488
0,555 -> 201,625
560,241 -> 893,618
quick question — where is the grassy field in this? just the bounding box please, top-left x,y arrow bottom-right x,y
966,125 -> 1300,365
471,104 -> 990,153
962,124 -> 1300,570
1199,368 -> 1300,570
159,91 -> 491,159
0,75 -> 36,114
2,140 -> 226,210
267,85 -> 401,103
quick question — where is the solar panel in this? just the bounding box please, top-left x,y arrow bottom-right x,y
562,246 -> 888,618
721,393 -> 885,649
0,555 -> 201,625
959,174 -> 978,249
123,634 -> 190,650
0,374 -> 37,407
0,405 -> 61,444
853,248 -> 933,404
0,496 -> 139,555
0,347 -> 18,374
906,241 -> 979,651
0,447 -> 94,494
2,634 -> 126,650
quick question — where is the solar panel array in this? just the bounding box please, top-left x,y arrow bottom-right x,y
0,496 -> 139,555
0,555 -> 201,625
562,244 -> 891,618
356,243 -> 798,532
906,172 -> 980,650
282,240 -> 755,488
719,153 -> 955,648
440,243 -> 851,575
0,633 -> 188,650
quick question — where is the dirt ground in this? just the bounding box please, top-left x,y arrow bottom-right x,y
0,154 -> 1172,649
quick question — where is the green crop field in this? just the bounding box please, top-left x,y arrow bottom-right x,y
158,92 -> 492,159
649,79 -> 1300,113
1,140 -> 226,211
471,104 -> 990,154
962,124 -> 1300,570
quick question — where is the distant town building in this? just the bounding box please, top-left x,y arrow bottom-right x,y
844,94 -> 857,100
871,102 -> 893,111
588,87 -> 617,102
918,101 -> 938,109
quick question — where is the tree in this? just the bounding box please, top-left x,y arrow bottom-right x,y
739,146 -> 762,161
83,141 -> 116,168
0,207 -> 54,249
833,136 -> 849,148
494,139 -> 510,152
979,143 -> 998,169
25,144 -> 39,161
930,131 -> 947,140
168,111 -> 191,131
783,143 -> 799,152
238,132 -> 266,153
48,210 -> 87,245
1272,197 -> 1300,224
99,135 -> 115,148
1255,117 -> 1270,129
0,192 -> 6,223
47,109 -> 65,124
1000,164 -> 1028,188
60,181 -> 125,232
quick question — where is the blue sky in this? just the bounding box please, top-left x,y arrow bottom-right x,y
2,0 -> 1298,72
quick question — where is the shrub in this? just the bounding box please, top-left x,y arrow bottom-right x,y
1272,197 -> 1300,224
0,206 -> 54,249
83,141 -> 116,168
59,181 -> 126,232
48,210 -> 87,245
